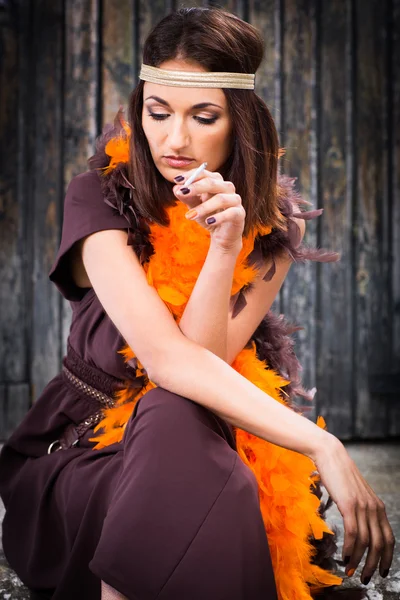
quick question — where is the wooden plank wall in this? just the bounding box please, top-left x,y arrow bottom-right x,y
0,0 -> 399,440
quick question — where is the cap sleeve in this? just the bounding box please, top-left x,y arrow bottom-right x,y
49,170 -> 130,301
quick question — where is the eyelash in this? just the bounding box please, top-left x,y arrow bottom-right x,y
147,112 -> 218,126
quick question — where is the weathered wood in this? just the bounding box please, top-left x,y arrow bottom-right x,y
280,0 -> 318,415
1,0 -> 399,439
315,0 -> 353,438
0,1 -> 27,386
250,0 -> 282,138
0,385 -> 6,440
30,0 -> 65,399
205,0 -> 245,15
389,0 -> 400,436
62,0 -> 100,352
137,0 -> 171,66
354,0 -> 391,438
3,383 -> 30,440
203,0 -> 237,12
249,0 -> 283,317
64,0 -> 100,183
102,0 -> 134,126
0,382 -> 30,440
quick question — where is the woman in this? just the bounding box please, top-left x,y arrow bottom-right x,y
0,7 -> 395,600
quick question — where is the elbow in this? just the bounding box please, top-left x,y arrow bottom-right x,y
147,337 -> 211,388
143,351 -> 167,387
144,338 -> 185,387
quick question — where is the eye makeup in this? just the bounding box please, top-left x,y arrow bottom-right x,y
147,112 -> 219,126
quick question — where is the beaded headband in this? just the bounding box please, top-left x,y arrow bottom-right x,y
139,63 -> 255,89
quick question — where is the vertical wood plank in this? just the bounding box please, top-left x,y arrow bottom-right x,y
354,0 -> 391,437
3,384 -> 31,440
249,0 -> 283,317
0,1 -> 28,388
62,0 -> 100,352
280,0 -> 318,413
102,0 -> 134,126
0,385 -> 6,440
315,0 -> 353,438
30,0 -> 65,399
220,0 -> 247,17
389,0 -> 400,435
137,0 -> 171,65
64,0 -> 100,183
249,0 -> 282,135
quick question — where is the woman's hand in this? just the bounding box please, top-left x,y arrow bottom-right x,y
172,168 -> 245,253
312,436 -> 396,585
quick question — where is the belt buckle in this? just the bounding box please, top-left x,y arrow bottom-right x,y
47,440 -> 62,454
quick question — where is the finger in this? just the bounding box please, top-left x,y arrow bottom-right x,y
185,194 -> 242,221
174,168 -> 222,185
341,502 -> 358,564
378,505 -> 396,576
203,205 -> 245,229
174,176 -> 235,199
346,503 -> 369,577
360,503 -> 385,584
199,191 -> 212,203
355,478 -> 395,578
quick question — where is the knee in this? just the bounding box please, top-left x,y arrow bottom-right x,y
136,386 -> 202,422
124,386 -> 220,451
124,387 -> 202,439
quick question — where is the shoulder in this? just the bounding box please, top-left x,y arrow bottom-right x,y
63,169 -> 122,222
66,169 -> 103,198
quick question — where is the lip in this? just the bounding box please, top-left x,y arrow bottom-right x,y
164,157 -> 195,168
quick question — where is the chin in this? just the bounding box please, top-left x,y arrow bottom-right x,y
161,170 -> 177,183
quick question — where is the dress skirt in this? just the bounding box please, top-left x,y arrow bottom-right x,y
0,384 -> 278,600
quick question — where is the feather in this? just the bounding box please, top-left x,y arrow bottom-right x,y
84,115 -> 356,600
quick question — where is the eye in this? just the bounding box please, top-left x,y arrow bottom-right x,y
196,116 -> 218,126
147,113 -> 169,122
147,112 -> 218,126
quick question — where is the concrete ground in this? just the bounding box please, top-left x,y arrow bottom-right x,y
322,442 -> 400,600
0,441 -> 399,599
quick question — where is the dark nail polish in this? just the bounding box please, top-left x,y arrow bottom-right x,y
180,187 -> 190,195
362,576 -> 371,585
174,175 -> 185,182
206,216 -> 216,225
344,556 -> 350,565
382,569 -> 389,578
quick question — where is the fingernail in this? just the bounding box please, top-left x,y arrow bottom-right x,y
179,187 -> 190,195
206,216 -> 216,225
344,556 -> 350,565
185,209 -> 197,219
174,175 -> 185,182
382,569 -> 389,578
346,568 -> 355,577
362,576 -> 371,585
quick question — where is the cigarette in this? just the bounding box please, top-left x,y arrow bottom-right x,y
184,162 -> 208,187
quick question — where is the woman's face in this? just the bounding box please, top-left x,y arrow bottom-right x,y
141,58 -> 233,183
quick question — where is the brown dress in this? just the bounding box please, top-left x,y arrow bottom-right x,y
0,170 -> 277,599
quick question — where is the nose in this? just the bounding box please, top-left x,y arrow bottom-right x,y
167,116 -> 190,150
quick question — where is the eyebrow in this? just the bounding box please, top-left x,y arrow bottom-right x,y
144,95 -> 223,109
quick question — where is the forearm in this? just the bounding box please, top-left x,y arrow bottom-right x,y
149,337 -> 334,462
177,240 -> 241,361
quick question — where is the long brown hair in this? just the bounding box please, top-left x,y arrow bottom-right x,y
127,6 -> 286,237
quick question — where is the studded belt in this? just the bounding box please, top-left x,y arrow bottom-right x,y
47,342 -> 125,454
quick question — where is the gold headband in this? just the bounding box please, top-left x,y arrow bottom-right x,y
139,63 -> 255,89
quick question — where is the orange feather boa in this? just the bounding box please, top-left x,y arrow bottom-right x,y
89,128 -> 343,599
